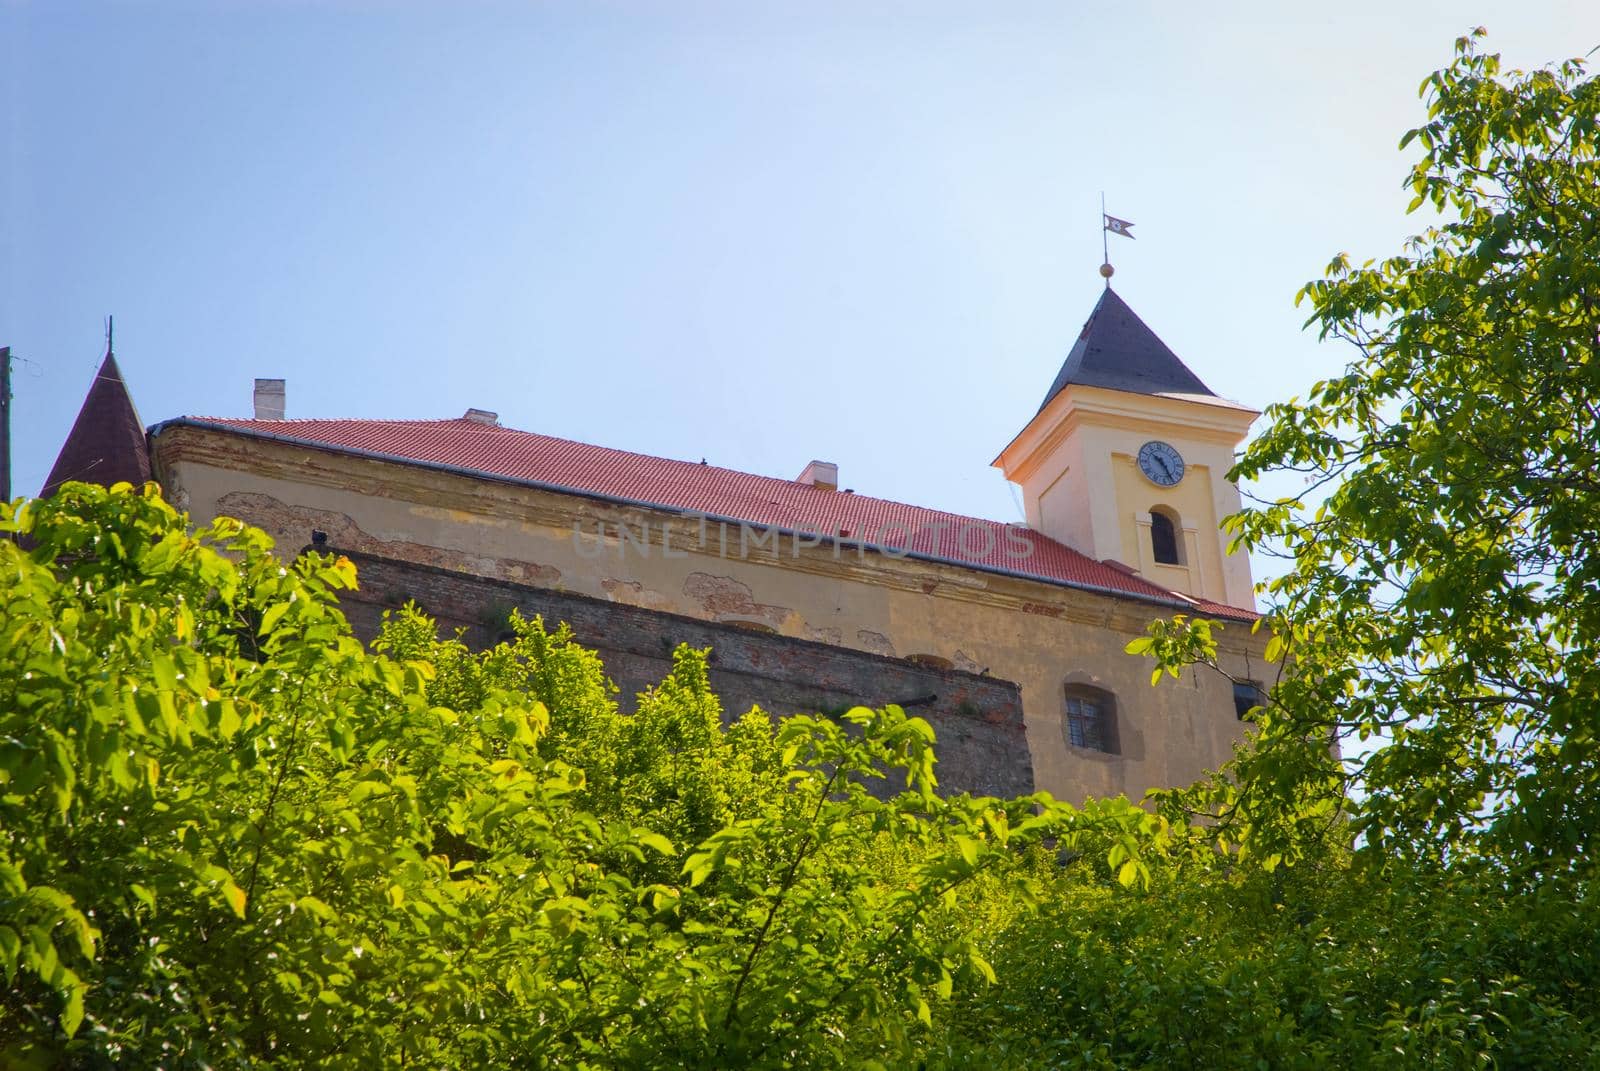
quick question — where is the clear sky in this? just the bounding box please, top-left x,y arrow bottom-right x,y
4,2 -> 1595,537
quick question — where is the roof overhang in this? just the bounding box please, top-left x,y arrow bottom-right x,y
993,383 -> 1259,486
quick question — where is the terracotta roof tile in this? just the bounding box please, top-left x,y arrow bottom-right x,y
180,415 -> 1258,621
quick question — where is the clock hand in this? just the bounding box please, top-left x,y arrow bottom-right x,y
1157,457 -> 1174,479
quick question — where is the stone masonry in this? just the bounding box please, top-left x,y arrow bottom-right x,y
329,546 -> 1035,799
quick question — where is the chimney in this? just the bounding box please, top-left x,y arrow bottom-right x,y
253,378 -> 286,420
796,460 -> 838,491
463,408 -> 499,425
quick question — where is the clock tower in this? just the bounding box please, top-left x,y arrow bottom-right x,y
993,288 -> 1259,610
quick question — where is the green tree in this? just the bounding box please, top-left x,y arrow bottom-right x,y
929,844 -> 1600,1069
15,38 -> 1600,1057
0,483 -> 1163,1068
1134,31 -> 1600,874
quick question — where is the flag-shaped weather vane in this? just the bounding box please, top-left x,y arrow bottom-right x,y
1099,192 -> 1134,285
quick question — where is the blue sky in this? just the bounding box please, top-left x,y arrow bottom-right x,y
4,1 -> 1594,534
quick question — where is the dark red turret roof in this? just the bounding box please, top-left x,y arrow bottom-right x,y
43,352 -> 152,496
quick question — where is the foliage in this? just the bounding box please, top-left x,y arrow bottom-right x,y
10,38 -> 1600,1060
930,849 -> 1600,1070
1130,32 -> 1600,876
3,483 -> 1587,1069
1,465 -> 1596,1068
0,482 -> 1166,1069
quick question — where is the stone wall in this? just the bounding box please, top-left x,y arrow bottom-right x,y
330,546 -> 1035,799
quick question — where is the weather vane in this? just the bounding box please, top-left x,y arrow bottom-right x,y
1100,193 -> 1134,285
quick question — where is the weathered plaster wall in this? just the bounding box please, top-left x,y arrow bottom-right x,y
332,548 -> 1034,799
153,425 -> 1269,804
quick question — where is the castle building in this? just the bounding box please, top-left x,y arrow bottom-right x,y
41,287 -> 1266,802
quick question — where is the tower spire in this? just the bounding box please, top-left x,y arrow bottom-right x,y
42,330 -> 150,496
1036,288 -> 1214,412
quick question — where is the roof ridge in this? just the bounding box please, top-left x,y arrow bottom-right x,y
188,415 -> 468,427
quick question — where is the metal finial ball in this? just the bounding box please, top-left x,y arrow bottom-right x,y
1099,262 -> 1115,278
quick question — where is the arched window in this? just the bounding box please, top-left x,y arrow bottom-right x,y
1150,507 -> 1181,565
1063,685 -> 1118,754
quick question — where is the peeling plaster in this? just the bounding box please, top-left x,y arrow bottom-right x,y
216,492 -> 564,587
683,572 -> 790,629
855,629 -> 897,657
601,578 -> 676,611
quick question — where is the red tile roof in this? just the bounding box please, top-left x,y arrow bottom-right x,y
172,415 -> 1257,621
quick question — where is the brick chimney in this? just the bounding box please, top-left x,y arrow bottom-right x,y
796,460 -> 838,491
253,378 -> 286,420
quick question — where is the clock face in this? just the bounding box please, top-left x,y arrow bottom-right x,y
1137,441 -> 1185,487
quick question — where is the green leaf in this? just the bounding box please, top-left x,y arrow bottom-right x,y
953,835 -> 981,868
214,698 -> 241,738
222,881 -> 247,919
0,925 -> 19,985
258,599 -> 292,636
60,979 -> 85,1037
138,531 -> 186,574
636,831 -> 675,857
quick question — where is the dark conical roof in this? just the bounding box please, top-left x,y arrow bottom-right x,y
1039,287 -> 1215,411
42,351 -> 152,496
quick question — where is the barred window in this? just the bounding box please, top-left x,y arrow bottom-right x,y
1064,686 -> 1117,754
